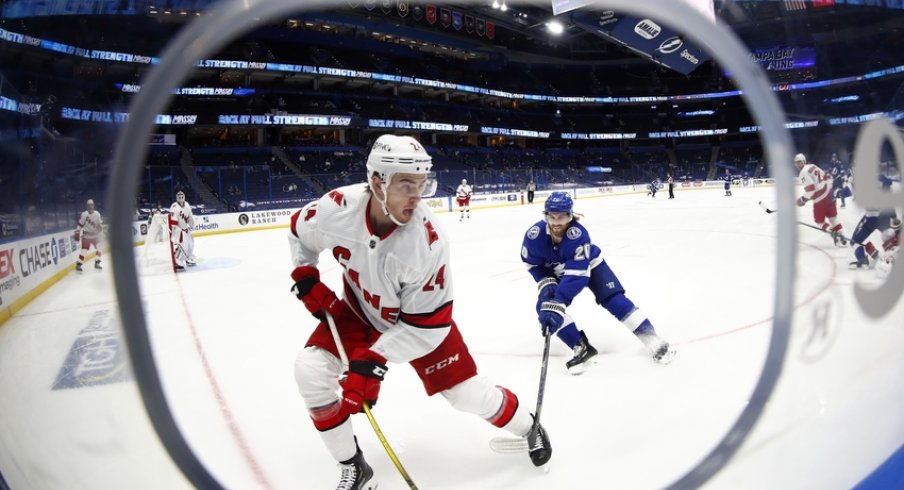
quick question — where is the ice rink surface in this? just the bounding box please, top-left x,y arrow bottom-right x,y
2,184 -> 903,489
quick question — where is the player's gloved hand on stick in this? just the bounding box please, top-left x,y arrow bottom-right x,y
535,277 -> 557,314
340,348 -> 388,413
538,301 -> 566,336
290,266 -> 345,321
796,196 -> 808,207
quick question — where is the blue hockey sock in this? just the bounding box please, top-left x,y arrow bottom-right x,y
633,320 -> 654,336
855,246 -> 867,262
602,293 -> 635,320
556,323 -> 581,349
603,294 -> 656,336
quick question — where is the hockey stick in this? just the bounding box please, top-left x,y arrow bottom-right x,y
323,311 -> 419,490
757,201 -> 777,214
533,328 -> 553,430
489,329 -> 553,454
758,201 -> 865,247
796,220 -> 864,247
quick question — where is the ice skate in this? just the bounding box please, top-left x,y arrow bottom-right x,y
652,341 -> 676,364
526,416 -> 552,467
94,260 -> 102,270
640,333 -> 675,364
186,258 -> 197,266
849,256 -> 870,270
565,331 -> 598,375
335,447 -> 377,490
75,262 -> 83,272
832,231 -> 847,247
175,264 -> 186,272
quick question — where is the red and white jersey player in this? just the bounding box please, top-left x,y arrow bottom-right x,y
289,183 -> 451,361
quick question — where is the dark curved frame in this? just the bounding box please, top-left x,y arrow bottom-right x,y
105,1 -> 798,488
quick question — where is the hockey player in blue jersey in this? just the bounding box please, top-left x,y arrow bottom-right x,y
520,192 -> 674,374
830,153 -> 852,208
723,170 -> 732,196
647,178 -> 658,198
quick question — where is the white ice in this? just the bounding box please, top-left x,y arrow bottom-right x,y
1,184 -> 903,489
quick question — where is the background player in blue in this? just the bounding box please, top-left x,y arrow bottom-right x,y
830,153 -> 852,208
647,178 -> 658,198
520,192 -> 675,374
850,175 -> 898,269
723,170 -> 733,196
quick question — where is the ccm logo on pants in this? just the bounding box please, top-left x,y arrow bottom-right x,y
425,354 -> 460,374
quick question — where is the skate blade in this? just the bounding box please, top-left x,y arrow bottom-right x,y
489,437 -> 528,453
654,347 -> 677,365
566,359 -> 596,375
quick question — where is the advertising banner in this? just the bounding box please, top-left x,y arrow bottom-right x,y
570,10 -> 710,75
0,230 -> 80,316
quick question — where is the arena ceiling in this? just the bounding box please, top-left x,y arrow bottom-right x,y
2,1 -> 902,106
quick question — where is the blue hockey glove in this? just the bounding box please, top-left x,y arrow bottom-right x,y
536,277 -> 558,314
538,301 -> 566,336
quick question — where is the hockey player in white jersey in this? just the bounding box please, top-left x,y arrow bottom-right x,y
795,153 -> 847,247
74,198 -> 104,272
169,190 -> 196,268
849,175 -> 897,270
875,218 -> 901,278
289,134 -> 550,489
455,178 -> 473,221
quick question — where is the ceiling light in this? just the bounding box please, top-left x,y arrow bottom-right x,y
492,0 -> 499,8
547,20 -> 564,35
500,1 -> 508,11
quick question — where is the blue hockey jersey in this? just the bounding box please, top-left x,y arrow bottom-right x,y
520,219 -> 604,307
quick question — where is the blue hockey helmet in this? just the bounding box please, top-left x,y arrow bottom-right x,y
544,192 -> 574,215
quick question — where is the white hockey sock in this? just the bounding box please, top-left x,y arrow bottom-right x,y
320,418 -> 357,463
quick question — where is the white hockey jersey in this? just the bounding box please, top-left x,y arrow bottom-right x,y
77,210 -> 104,238
170,201 -> 195,231
798,163 -> 832,203
289,184 -> 453,364
456,184 -> 472,199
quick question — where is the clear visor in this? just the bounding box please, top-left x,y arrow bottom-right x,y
388,172 -> 438,198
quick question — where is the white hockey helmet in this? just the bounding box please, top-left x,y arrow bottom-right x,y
462,178 -> 467,185
366,134 -> 436,197
794,153 -> 807,164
